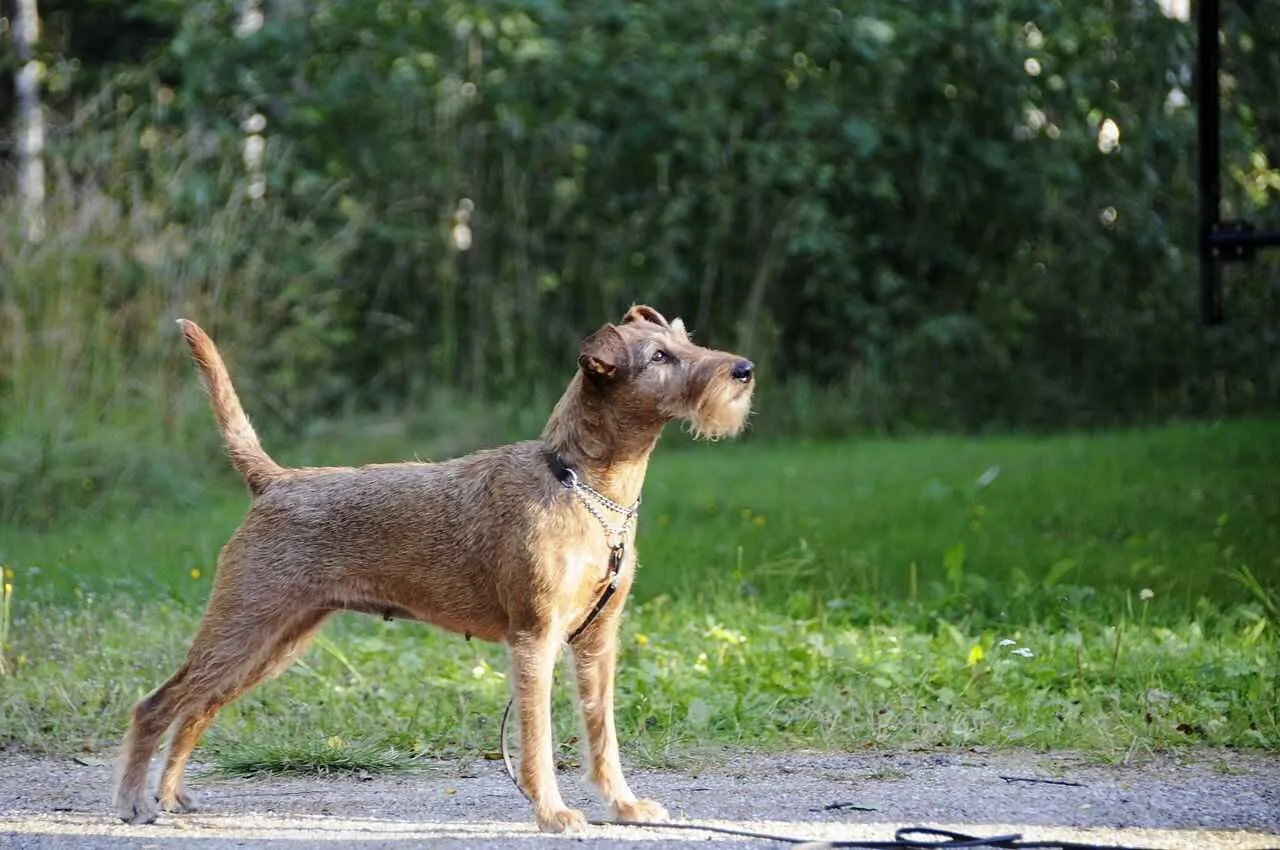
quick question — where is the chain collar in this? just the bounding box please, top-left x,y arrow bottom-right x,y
547,452 -> 641,548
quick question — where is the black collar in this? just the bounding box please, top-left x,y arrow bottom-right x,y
545,450 -> 575,487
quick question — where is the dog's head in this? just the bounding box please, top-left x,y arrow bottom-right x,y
578,305 -> 754,439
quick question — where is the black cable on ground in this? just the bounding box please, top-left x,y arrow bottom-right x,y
583,821 -> 1168,850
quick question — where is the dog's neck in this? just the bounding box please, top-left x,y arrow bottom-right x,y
541,373 -> 664,508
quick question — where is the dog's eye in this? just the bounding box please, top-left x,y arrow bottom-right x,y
651,350 -> 670,364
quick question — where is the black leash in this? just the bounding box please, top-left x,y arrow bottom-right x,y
566,543 -> 624,643
497,456 -> 1165,850
569,823 -> 1168,849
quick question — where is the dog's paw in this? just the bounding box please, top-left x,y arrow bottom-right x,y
159,788 -> 198,813
614,797 -> 669,823
536,807 -> 588,834
116,792 -> 159,824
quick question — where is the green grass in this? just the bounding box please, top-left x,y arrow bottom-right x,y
641,418 -> 1280,617
7,418 -> 1279,615
1,419 -> 1278,771
0,592 -> 1275,769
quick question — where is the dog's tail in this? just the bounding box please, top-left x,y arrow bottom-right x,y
177,319 -> 283,495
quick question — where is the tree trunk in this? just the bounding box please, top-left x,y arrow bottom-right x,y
15,0 -> 45,244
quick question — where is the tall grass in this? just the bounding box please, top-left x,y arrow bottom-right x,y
2,178 -> 199,525
0,70 -> 616,528
0,100 -> 368,526
0,139 -> 858,529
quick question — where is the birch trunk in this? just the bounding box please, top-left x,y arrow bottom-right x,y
15,0 -> 45,243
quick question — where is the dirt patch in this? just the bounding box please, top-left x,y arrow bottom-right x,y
1,749 -> 1277,848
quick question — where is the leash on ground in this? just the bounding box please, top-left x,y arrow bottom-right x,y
499,702 -> 1163,850
589,823 -> 1168,849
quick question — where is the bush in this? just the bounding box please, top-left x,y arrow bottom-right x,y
2,0 -> 1278,524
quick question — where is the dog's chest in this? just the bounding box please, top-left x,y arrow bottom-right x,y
555,542 -> 633,619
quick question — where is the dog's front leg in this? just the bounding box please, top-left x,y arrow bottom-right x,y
571,611 -> 669,824
509,630 -> 586,833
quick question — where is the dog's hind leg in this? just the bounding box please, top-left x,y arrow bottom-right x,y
115,664 -> 194,823
155,608 -> 331,813
154,709 -> 216,813
118,555 -> 326,824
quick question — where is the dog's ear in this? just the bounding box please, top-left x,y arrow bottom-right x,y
670,317 -> 688,338
622,304 -> 670,328
579,324 -> 630,378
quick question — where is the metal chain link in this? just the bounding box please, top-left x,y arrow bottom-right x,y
561,468 -> 640,546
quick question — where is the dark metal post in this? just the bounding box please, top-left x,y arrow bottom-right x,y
1197,0 -> 1224,324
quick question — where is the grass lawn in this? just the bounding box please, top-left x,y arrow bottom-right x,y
1,418 -> 1277,772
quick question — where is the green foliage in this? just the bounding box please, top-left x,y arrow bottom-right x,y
2,0 -> 1280,527
147,0 -> 1276,429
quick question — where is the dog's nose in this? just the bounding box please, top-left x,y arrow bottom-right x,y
731,360 -> 754,382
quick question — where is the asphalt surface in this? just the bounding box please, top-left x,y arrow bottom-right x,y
1,749 -> 1277,848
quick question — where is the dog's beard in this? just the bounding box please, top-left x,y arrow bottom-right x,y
685,379 -> 753,440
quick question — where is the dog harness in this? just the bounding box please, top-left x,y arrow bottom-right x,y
545,451 -> 641,643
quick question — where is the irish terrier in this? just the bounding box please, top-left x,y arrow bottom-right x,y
114,305 -> 755,832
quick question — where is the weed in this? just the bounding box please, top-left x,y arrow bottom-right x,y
211,739 -> 421,778
0,567 -> 12,675
1223,564 -> 1279,644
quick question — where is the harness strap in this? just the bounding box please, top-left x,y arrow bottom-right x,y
544,449 -> 635,644
566,545 -> 624,644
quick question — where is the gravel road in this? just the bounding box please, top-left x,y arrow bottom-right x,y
1,749 -> 1277,849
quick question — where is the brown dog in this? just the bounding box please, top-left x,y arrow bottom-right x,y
114,305 -> 755,832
